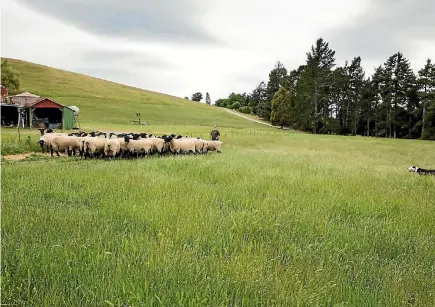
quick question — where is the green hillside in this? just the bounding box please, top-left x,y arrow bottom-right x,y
2,58 -> 261,129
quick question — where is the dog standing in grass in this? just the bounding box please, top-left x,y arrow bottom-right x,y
408,165 -> 435,175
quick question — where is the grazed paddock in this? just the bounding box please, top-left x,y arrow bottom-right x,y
2,129 -> 435,306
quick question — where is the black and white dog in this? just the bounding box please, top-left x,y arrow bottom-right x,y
408,165 -> 435,175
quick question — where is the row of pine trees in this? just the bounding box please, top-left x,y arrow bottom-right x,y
215,38 -> 435,140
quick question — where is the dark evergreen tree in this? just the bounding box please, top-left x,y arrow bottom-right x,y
345,57 -> 365,135
370,66 -> 384,137
258,62 -> 287,120
379,52 -> 416,138
301,38 -> 336,133
205,92 -> 211,105
249,81 -> 267,115
417,59 -> 435,139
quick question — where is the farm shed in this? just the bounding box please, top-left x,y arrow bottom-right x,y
1,103 -> 28,127
10,91 -> 40,106
29,98 -> 75,130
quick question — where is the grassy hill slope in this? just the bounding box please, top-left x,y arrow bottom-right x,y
2,58 -> 260,129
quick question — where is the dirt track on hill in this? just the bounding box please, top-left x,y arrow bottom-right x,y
225,109 -> 274,127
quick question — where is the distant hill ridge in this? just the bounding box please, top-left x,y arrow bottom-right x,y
1,58 -> 260,128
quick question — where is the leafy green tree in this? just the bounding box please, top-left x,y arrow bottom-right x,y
230,101 -> 241,110
228,93 -> 245,105
191,92 -> 203,102
239,106 -> 252,114
205,92 -> 211,105
270,87 -> 292,127
215,98 -> 229,108
1,59 -> 20,91
184,96 -> 189,100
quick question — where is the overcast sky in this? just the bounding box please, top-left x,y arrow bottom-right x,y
2,0 -> 435,101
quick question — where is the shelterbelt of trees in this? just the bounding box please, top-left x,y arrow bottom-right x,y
215,38 -> 435,140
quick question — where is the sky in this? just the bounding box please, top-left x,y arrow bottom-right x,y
1,0 -> 435,102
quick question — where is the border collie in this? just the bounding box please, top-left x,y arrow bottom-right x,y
408,165 -> 435,176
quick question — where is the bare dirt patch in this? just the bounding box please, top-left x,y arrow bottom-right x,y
2,153 -> 34,161
2,152 -> 69,161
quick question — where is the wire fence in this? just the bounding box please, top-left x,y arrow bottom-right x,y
170,128 -> 292,140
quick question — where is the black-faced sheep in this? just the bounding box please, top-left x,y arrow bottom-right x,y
104,139 -> 121,159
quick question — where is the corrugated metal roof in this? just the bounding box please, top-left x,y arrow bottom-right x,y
1,103 -> 22,107
13,91 -> 40,97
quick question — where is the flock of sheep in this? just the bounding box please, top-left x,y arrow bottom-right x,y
38,129 -> 223,159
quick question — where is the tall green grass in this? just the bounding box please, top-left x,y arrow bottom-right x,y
1,132 -> 40,155
0,125 -> 283,155
2,133 -> 435,306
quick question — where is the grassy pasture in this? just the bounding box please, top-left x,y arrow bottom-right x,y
2,59 -> 435,306
2,132 -> 435,306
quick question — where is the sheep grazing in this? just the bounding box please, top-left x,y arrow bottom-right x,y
178,137 -> 207,154
164,136 -> 196,155
148,137 -> 166,154
124,136 -> 154,158
83,137 -> 106,159
408,165 -> 435,175
35,129 -> 223,159
49,136 -> 82,157
38,132 -> 68,153
206,140 -> 223,153
104,139 -> 121,159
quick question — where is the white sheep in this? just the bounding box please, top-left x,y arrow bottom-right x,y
38,133 -> 68,153
83,137 -> 106,158
206,140 -> 223,153
104,139 -> 121,158
124,137 -> 154,157
164,136 -> 196,154
49,136 -> 82,157
150,138 -> 166,154
177,137 -> 207,154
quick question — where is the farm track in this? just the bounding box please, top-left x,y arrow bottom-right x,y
225,109 -> 294,130
225,109 -> 274,127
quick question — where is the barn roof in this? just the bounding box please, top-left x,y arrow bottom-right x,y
28,97 -> 74,111
28,97 -> 63,108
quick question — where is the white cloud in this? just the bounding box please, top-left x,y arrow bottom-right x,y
1,0 -> 435,102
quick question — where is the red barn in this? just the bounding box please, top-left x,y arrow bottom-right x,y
1,85 -> 7,103
29,98 -> 75,130
1,85 -> 7,97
